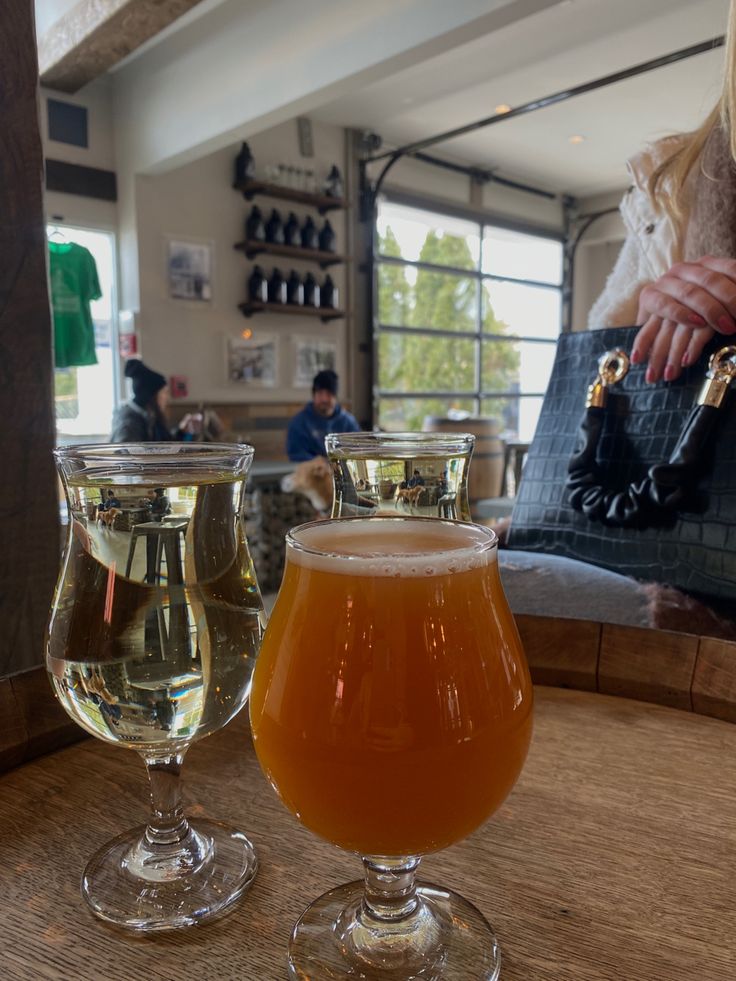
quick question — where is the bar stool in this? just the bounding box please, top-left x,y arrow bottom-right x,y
124,519 -> 189,583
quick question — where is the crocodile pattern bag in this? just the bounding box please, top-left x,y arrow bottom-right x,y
507,326 -> 736,603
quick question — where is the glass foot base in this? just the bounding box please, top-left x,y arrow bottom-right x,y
82,819 -> 258,932
288,879 -> 501,980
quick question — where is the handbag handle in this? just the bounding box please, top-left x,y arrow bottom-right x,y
566,345 -> 736,527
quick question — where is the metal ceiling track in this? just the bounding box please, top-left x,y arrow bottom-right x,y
360,35 -> 725,214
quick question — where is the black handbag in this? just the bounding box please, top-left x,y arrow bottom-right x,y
507,326 -> 736,604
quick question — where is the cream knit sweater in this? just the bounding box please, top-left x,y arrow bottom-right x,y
587,139 -> 685,330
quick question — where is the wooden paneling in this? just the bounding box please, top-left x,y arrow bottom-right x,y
0,0 -> 61,679
598,624 -> 699,710
692,637 -> 736,723
38,0 -> 207,93
515,614 -> 599,691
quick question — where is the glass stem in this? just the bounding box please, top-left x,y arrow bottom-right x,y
143,753 -> 190,849
361,856 -> 421,922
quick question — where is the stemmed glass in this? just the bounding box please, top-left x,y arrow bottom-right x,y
325,432 -> 475,521
250,515 -> 533,979
47,443 -> 265,931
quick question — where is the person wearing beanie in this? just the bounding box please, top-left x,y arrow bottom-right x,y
110,358 -> 200,442
286,369 -> 360,461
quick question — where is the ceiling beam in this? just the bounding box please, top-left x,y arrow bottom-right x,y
38,0 -> 207,93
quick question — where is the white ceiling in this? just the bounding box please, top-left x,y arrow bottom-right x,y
36,0 -> 731,198
311,0 -> 730,198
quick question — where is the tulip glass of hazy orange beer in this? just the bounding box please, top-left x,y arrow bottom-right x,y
250,516 -> 533,980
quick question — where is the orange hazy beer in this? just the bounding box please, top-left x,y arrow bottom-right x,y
250,518 -> 533,857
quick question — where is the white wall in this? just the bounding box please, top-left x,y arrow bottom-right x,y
40,80 -> 118,229
133,117 -> 348,403
571,189 -> 626,330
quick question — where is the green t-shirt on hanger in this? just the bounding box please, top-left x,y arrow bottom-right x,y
49,241 -> 102,368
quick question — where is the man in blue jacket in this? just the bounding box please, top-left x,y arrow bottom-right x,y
286,369 -> 360,461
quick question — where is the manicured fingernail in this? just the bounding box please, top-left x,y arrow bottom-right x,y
719,316 -> 736,333
681,352 -> 690,367
664,364 -> 675,382
646,366 -> 656,383
631,349 -> 641,364
689,314 -> 707,326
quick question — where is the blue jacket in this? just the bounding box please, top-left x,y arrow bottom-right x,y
286,402 -> 360,461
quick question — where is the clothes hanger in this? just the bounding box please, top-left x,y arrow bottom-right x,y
47,215 -> 68,243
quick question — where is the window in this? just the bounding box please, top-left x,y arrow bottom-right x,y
49,225 -> 119,441
375,201 -> 563,442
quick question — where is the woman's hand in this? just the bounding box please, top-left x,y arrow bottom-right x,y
632,316 -> 715,382
633,255 -> 736,381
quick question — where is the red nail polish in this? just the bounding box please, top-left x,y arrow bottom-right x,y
646,367 -> 655,383
719,316 -> 736,333
689,314 -> 707,327
631,349 -> 641,365
664,365 -> 675,382
681,352 -> 690,367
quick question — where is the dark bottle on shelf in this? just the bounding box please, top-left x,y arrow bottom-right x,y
301,216 -> 319,250
303,271 -> 321,308
268,268 -> 287,304
286,269 -> 305,305
323,165 -> 344,199
318,219 -> 336,253
321,274 -> 338,309
245,205 -> 266,242
248,265 -> 269,303
283,212 -> 301,248
265,209 -> 285,244
234,141 -> 256,184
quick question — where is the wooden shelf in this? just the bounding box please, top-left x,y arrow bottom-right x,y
234,240 -> 345,269
238,301 -> 345,323
233,179 -> 345,214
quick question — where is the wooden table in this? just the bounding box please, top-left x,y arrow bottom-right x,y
1,687 -> 735,980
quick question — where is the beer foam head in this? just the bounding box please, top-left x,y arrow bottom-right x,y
287,517 -> 496,577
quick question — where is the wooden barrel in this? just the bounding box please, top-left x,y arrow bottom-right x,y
423,417 -> 505,501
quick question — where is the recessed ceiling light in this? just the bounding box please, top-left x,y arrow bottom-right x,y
495,104 -> 511,115
569,134 -> 585,144
241,328 -> 253,340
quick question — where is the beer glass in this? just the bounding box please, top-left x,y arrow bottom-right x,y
250,516 -> 533,979
325,432 -> 474,521
48,443 -> 265,931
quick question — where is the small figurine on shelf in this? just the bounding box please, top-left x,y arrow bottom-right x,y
287,270 -> 305,306
245,205 -> 266,242
321,274 -> 339,309
268,268 -> 287,304
265,209 -> 285,245
318,219 -> 336,253
234,142 -> 256,184
248,266 -> 269,303
303,272 -> 321,308
283,212 -> 301,248
301,216 -> 319,250
323,165 -> 344,199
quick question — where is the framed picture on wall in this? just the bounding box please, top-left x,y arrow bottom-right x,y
166,238 -> 213,302
226,333 -> 278,386
293,337 -> 337,387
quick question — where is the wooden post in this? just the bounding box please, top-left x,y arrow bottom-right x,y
0,1 -> 60,677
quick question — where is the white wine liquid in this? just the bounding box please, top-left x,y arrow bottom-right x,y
48,475 -> 264,754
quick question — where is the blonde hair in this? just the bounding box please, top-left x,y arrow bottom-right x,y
649,1 -> 736,222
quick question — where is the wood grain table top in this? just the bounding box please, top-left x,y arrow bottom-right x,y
1,686 -> 734,981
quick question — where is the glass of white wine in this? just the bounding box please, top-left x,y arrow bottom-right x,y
47,443 -> 265,931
